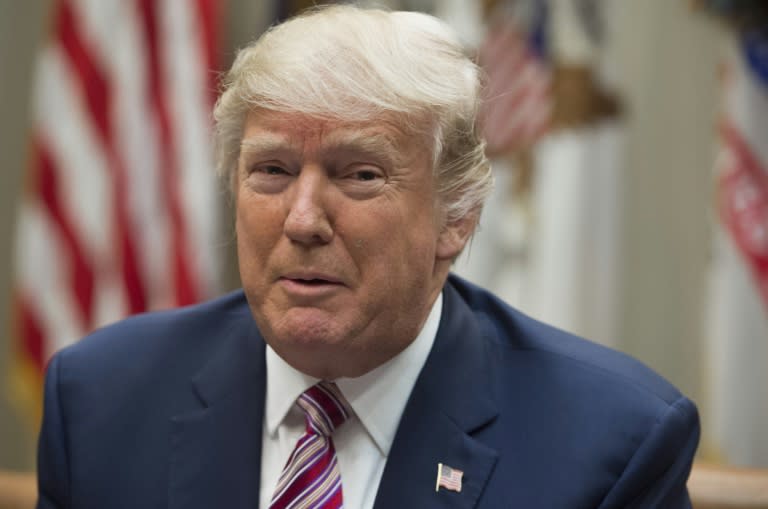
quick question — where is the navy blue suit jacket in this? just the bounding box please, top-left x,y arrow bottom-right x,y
37,275 -> 699,508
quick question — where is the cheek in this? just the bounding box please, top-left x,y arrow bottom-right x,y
355,217 -> 438,285
236,194 -> 283,239
366,200 -> 437,253
235,198 -> 282,275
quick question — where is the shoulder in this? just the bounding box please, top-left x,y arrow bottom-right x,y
444,275 -> 699,505
445,273 -> 693,413
50,290 -> 254,389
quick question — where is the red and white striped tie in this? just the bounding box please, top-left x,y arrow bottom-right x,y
269,382 -> 350,509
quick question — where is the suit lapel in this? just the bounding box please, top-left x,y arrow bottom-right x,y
168,306 -> 266,509
373,281 -> 499,509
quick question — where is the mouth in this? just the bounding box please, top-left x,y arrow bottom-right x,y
280,273 -> 344,286
277,273 -> 345,298
285,277 -> 338,286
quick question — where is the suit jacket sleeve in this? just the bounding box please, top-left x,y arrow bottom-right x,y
36,353 -> 70,509
598,395 -> 700,509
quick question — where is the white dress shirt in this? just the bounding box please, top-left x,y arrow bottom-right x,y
259,293 -> 442,509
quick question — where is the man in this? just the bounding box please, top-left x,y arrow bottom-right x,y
36,5 -> 699,508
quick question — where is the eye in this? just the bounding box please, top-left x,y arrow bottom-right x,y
352,169 -> 380,181
341,164 -> 384,181
337,164 -> 386,199
255,164 -> 289,176
242,162 -> 293,194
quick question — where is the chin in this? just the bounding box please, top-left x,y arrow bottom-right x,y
265,314 -> 350,353
274,313 -> 345,346
271,341 -> 355,379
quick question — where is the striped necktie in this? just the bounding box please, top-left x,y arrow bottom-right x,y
269,381 -> 350,509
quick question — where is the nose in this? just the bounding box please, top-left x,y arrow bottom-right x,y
283,168 -> 333,245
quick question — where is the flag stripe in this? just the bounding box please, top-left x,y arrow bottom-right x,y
92,0 -> 173,311
479,15 -> 552,155
138,0 -> 199,306
34,139 -> 94,328
719,120 -> 768,306
160,0 -> 219,302
11,0 -> 220,422
33,45 -> 114,271
158,0 -> 216,302
195,0 -> 219,101
721,122 -> 768,201
56,1 -> 111,146
707,33 -> 768,465
58,0 -> 148,314
719,43 -> 768,311
16,202 -> 86,355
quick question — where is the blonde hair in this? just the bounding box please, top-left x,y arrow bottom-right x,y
214,4 -> 492,224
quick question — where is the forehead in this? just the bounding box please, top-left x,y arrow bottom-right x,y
240,109 -> 427,161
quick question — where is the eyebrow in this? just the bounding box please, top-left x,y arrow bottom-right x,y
321,130 -> 405,165
239,134 -> 292,155
239,129 -> 408,167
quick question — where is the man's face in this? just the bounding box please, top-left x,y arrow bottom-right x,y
235,110 -> 468,379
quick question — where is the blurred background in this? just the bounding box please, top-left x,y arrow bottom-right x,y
0,0 -> 766,494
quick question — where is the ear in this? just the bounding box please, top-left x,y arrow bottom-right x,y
436,213 -> 478,261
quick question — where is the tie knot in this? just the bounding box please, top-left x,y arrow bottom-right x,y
297,381 -> 350,436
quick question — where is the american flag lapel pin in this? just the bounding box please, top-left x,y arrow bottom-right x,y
435,462 -> 463,493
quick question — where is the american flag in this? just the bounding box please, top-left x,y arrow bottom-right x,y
717,30 -> 768,310
479,0 -> 552,157
436,463 -> 464,493
11,0 -> 220,416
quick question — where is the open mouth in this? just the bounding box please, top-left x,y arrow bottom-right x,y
293,278 -> 333,285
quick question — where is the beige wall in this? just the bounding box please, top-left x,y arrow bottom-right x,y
0,0 -> 730,470
0,0 -> 53,471
611,0 -> 724,412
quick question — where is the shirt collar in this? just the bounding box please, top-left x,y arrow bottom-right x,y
265,292 -> 443,455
